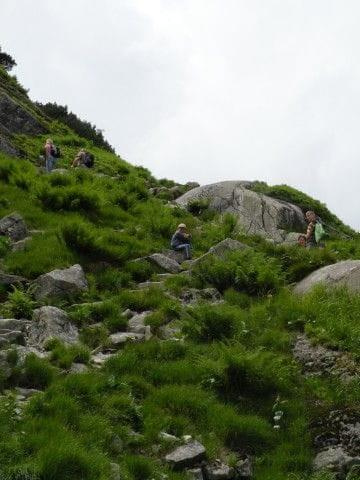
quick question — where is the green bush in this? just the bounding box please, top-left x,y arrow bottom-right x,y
37,185 -> 101,213
183,303 -> 241,342
193,249 -> 284,295
2,287 -> 35,319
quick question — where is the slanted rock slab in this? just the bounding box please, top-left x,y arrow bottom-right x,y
147,253 -> 182,274
28,306 -> 79,347
190,238 -> 247,269
205,463 -> 234,479
109,331 -> 145,347
313,446 -> 352,473
128,312 -> 150,334
165,440 -> 206,470
33,264 -> 88,300
0,212 -> 28,242
294,260 -> 360,295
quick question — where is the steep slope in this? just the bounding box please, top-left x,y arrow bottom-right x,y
0,66 -> 360,480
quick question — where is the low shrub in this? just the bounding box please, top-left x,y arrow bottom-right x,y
37,185 -> 101,213
193,249 -> 284,295
20,354 -> 56,389
2,287 -> 35,319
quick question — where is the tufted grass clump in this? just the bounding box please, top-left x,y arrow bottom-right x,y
183,303 -> 243,342
2,287 -> 35,319
193,249 -> 284,295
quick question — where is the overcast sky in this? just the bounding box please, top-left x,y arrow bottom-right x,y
2,0 -> 360,229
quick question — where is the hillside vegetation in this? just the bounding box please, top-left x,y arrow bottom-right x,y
0,66 -> 359,480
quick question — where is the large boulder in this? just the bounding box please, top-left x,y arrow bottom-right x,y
176,181 -> 306,242
33,264 -> 88,300
0,212 -> 28,242
294,260 -> 360,295
28,306 -> 79,347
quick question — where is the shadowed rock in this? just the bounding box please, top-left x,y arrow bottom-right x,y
0,212 -> 28,242
28,306 -> 79,347
165,440 -> 206,470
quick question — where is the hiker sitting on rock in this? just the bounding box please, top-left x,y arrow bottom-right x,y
171,223 -> 192,260
305,211 -> 326,248
71,148 -> 87,168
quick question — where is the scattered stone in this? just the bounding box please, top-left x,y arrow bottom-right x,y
294,260 -> 360,295
33,264 -> 88,300
159,431 -> 179,442
14,387 -> 41,399
313,446 -> 352,473
0,319 -> 29,332
137,281 -> 165,290
186,468 -> 204,480
147,253 -> 182,274
128,312 -> 150,334
235,457 -> 253,478
70,363 -> 88,374
158,321 -> 182,340
91,351 -> 113,367
144,325 -> 152,341
109,332 -> 145,347
165,440 -> 206,470
122,309 -> 135,319
0,212 -> 28,242
0,272 -> 28,287
28,306 -> 79,347
109,462 -> 121,480
205,462 -> 234,479
180,288 -> 221,304
11,237 -> 32,252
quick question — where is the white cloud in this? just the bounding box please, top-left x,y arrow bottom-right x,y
2,0 -> 360,229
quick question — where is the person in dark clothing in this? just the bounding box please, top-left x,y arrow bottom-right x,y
305,210 -> 325,248
171,223 -> 192,259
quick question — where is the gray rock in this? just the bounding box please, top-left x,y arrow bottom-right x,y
236,457 -> 253,478
159,431 -> 179,442
11,237 -> 32,252
163,249 -> 189,264
282,231 -> 304,246
313,446 -> 352,472
0,319 -> 29,332
128,312 -> 150,334
185,182 -> 200,190
147,253 -> 182,274
158,320 -> 182,340
109,332 -> 145,347
122,309 -> 135,319
186,468 -> 204,480
0,212 -> 28,242
137,281 -> 165,290
91,351 -> 113,367
165,440 -> 206,470
109,462 -> 121,480
205,463 -> 234,479
0,330 -> 25,345
70,363 -> 88,374
28,306 -> 79,347
294,260 -> 360,295
180,288 -> 221,304
33,264 -> 88,300
176,181 -> 306,242
190,238 -> 247,269
0,272 -> 28,287
0,92 -> 46,136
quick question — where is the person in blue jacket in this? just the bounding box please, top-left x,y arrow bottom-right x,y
171,223 -> 192,259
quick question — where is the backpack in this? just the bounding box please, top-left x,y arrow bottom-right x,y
51,145 -> 61,158
84,153 -> 94,168
315,222 -> 326,243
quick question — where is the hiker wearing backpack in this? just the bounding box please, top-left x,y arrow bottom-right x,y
171,223 -> 192,260
44,138 -> 56,172
305,211 -> 326,248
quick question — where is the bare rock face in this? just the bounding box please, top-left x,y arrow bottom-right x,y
294,260 -> 360,295
0,271 -> 28,287
33,264 -> 88,300
0,93 -> 45,136
165,440 -> 206,470
0,212 -> 28,242
176,181 -> 306,242
28,306 -> 79,347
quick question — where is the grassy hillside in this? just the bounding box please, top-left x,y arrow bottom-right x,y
0,67 -> 360,480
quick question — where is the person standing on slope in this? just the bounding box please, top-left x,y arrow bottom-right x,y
305,211 -> 326,248
44,138 -> 55,172
171,223 -> 192,260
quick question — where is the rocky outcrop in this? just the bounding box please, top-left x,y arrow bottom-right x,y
28,306 -> 79,346
294,260 -> 360,295
146,253 -> 182,274
0,212 -> 28,242
33,264 -> 88,300
176,181 -> 306,242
